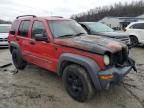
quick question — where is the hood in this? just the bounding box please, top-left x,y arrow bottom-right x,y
54,35 -> 127,55
93,31 -> 129,38
0,33 -> 8,38
92,31 -> 130,45
95,31 -> 129,38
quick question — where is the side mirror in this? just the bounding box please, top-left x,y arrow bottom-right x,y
35,34 -> 48,42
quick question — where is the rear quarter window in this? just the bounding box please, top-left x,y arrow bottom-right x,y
130,23 -> 144,29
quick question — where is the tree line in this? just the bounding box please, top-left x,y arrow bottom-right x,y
71,0 -> 144,22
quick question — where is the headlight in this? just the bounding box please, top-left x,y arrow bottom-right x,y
104,55 -> 110,65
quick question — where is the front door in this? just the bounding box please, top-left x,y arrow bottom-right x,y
129,23 -> 144,42
138,23 -> 144,42
29,20 -> 56,72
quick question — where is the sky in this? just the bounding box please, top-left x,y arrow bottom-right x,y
0,0 -> 141,21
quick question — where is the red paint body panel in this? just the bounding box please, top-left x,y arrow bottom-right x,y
8,17 -> 106,74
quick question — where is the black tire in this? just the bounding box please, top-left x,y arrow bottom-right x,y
62,64 -> 95,102
130,36 -> 139,47
12,49 -> 27,70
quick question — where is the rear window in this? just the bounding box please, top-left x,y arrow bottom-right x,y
10,20 -> 18,35
130,23 -> 144,29
18,20 -> 31,37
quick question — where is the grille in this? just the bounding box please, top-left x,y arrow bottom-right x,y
112,48 -> 128,66
0,38 -> 8,42
114,37 -> 130,44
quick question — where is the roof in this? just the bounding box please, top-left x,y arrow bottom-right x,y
45,16 -> 72,21
79,22 -> 96,24
79,22 -> 96,23
15,15 -> 72,21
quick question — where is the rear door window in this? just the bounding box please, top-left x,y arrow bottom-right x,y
130,23 -> 144,29
18,20 -> 31,37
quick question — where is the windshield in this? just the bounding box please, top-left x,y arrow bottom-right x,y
49,20 -> 87,38
86,22 -> 114,33
0,26 -> 11,33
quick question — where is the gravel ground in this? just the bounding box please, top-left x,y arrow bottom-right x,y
0,48 -> 144,108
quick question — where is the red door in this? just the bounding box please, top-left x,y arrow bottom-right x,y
16,20 -> 32,60
28,20 -> 57,72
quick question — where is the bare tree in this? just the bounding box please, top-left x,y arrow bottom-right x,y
71,0 -> 144,22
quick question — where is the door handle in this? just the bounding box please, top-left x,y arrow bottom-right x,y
29,41 -> 35,45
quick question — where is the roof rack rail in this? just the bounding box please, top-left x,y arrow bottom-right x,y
16,15 -> 36,19
51,16 -> 64,18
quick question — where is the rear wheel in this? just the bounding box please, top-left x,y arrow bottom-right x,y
130,36 -> 139,47
12,49 -> 27,70
62,64 -> 95,102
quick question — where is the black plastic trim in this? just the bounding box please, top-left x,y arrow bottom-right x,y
58,53 -> 102,90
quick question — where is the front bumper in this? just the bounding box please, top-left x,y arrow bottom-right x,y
98,66 -> 132,89
0,41 -> 8,47
96,58 -> 136,90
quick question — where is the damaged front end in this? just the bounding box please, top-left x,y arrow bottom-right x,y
107,47 -> 137,72
55,35 -> 136,89
98,48 -> 137,89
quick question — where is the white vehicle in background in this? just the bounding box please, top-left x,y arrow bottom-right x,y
0,24 -> 11,47
125,21 -> 144,46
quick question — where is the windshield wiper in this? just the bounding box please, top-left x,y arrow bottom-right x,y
58,34 -> 74,38
75,33 -> 86,36
58,33 -> 86,38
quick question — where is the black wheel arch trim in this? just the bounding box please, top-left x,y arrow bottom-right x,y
9,42 -> 21,53
58,53 -> 102,90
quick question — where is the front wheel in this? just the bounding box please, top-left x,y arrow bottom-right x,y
62,64 -> 95,102
130,36 -> 139,47
12,49 -> 27,70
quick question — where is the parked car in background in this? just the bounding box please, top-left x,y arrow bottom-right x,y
79,22 -> 131,47
0,24 -> 11,47
125,21 -> 144,46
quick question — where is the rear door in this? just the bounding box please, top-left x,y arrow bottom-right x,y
136,23 -> 144,41
128,23 -> 144,41
16,20 -> 32,60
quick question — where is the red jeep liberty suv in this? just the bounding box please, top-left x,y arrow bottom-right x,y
8,15 -> 136,102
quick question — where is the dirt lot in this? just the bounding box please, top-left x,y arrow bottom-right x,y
0,48 -> 144,108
